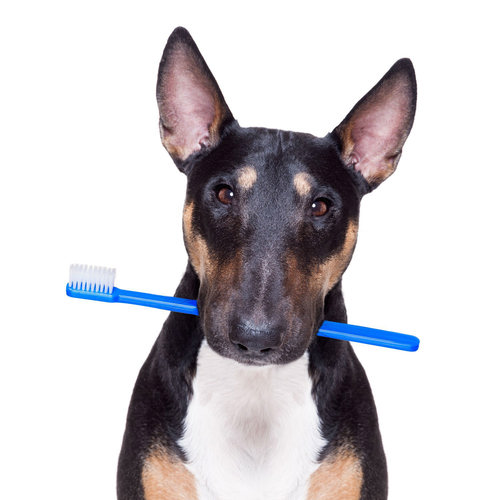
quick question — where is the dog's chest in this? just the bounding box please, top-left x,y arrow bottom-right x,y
179,341 -> 326,500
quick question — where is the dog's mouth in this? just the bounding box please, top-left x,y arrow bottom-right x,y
227,346 -> 280,366
205,335 -> 289,366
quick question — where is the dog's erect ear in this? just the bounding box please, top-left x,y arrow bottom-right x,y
156,27 -> 234,167
332,59 -> 416,191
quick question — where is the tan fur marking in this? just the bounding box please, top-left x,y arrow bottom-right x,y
161,139 -> 191,163
286,219 -> 358,304
307,447 -> 363,500
294,172 -> 313,197
208,90 -> 226,146
142,445 -> 198,500
237,166 -> 258,190
183,201 -> 242,291
337,121 -> 356,162
183,201 -> 213,281
319,219 -> 358,294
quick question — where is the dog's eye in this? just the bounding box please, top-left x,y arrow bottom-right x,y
311,198 -> 330,217
215,185 -> 234,205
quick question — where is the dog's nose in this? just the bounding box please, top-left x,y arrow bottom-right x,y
229,323 -> 282,354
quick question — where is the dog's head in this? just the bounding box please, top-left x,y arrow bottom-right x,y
157,27 -> 416,365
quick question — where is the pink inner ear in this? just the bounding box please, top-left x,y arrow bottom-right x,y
169,74 -> 215,153
159,48 -> 218,159
348,83 -> 412,184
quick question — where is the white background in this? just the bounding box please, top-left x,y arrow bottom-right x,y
1,1 -> 499,498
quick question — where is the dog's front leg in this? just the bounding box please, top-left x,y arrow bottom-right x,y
141,446 -> 197,500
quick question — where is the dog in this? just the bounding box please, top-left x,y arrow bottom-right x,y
117,27 -> 416,500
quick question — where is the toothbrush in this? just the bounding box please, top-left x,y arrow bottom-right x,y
66,264 -> 420,352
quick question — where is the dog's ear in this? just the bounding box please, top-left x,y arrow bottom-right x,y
332,59 -> 416,192
156,27 -> 234,168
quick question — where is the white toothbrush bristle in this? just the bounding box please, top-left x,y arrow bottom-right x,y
69,264 -> 116,294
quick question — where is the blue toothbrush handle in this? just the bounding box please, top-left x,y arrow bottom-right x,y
318,320 -> 419,352
67,285 -> 418,351
114,288 -> 199,315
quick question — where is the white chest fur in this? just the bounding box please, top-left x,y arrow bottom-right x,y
179,341 -> 326,500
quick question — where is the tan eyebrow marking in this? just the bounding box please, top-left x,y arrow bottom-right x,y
237,166 -> 258,190
293,172 -> 313,197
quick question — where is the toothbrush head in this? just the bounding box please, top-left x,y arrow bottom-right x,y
67,264 -> 117,301
67,264 -> 200,315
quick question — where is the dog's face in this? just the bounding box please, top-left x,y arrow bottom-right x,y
181,128 -> 361,365
157,28 -> 416,365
